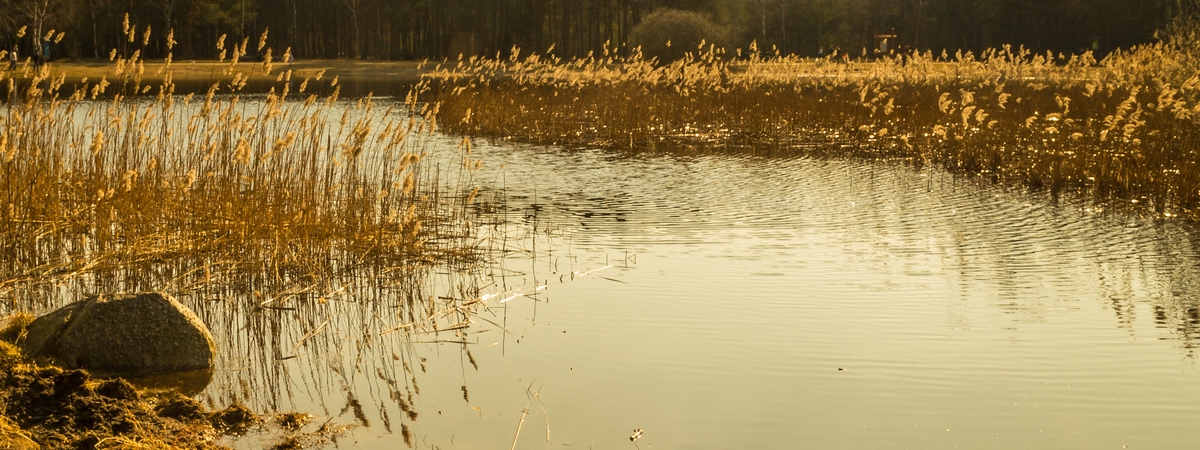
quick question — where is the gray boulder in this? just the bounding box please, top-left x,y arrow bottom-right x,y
20,292 -> 216,375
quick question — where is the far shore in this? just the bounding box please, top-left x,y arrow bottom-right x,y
4,58 -> 436,97
1,55 -> 1091,99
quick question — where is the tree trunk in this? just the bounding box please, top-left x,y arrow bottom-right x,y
761,2 -> 767,40
90,0 -> 98,58
32,0 -> 48,59
342,0 -> 361,58
781,1 -> 788,52
914,0 -> 924,47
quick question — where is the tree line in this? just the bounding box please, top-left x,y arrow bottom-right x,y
0,0 -> 1193,62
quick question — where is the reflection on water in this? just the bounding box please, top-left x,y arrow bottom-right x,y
124,368 -> 214,397
217,139 -> 1200,449
360,141 -> 1200,450
8,99 -> 1200,448
493,147 -> 1200,347
192,267 -> 484,445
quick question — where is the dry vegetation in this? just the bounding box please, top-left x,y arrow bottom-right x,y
0,313 -> 236,449
0,313 -> 351,449
0,21 -> 489,309
426,40 -> 1200,217
0,19 -> 496,450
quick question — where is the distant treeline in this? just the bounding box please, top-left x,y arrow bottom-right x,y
2,0 -> 1195,61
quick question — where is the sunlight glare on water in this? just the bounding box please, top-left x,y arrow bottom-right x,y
224,136 -> 1200,450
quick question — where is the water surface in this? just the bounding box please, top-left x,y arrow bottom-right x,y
216,132 -> 1200,449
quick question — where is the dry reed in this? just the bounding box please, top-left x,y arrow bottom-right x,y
425,41 -> 1200,217
0,21 -> 489,311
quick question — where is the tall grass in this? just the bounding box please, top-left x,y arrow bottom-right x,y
0,23 -> 487,311
426,41 -> 1200,217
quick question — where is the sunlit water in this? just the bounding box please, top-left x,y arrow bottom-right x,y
199,126 -> 1200,450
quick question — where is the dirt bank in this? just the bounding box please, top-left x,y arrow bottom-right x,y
0,313 -> 300,449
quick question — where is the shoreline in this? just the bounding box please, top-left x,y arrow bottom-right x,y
4,59 -> 433,97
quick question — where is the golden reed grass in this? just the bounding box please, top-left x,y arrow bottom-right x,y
0,19 -> 487,308
426,41 -> 1200,217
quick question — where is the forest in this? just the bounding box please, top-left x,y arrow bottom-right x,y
0,0 -> 1193,62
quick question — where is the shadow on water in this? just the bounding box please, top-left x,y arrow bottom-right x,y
123,368 -> 215,397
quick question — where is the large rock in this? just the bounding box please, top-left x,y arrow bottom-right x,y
20,293 -> 216,376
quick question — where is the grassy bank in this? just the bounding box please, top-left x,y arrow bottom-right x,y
425,43 -> 1200,217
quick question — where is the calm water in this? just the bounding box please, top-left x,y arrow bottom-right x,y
209,131 -> 1200,449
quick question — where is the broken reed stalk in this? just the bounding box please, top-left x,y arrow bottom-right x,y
426,41 -> 1200,218
509,403 -> 530,450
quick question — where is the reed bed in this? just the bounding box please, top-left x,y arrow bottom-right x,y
0,23 -> 531,450
426,41 -> 1200,217
0,24 -> 489,311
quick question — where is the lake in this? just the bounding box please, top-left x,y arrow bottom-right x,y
190,115 -> 1200,450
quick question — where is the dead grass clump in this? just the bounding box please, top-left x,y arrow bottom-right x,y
0,340 -> 224,449
0,321 -> 332,449
0,416 -> 38,450
271,437 -> 304,450
275,412 -> 313,431
95,378 -> 140,401
209,403 -> 261,435
155,394 -> 208,421
0,312 -> 34,343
